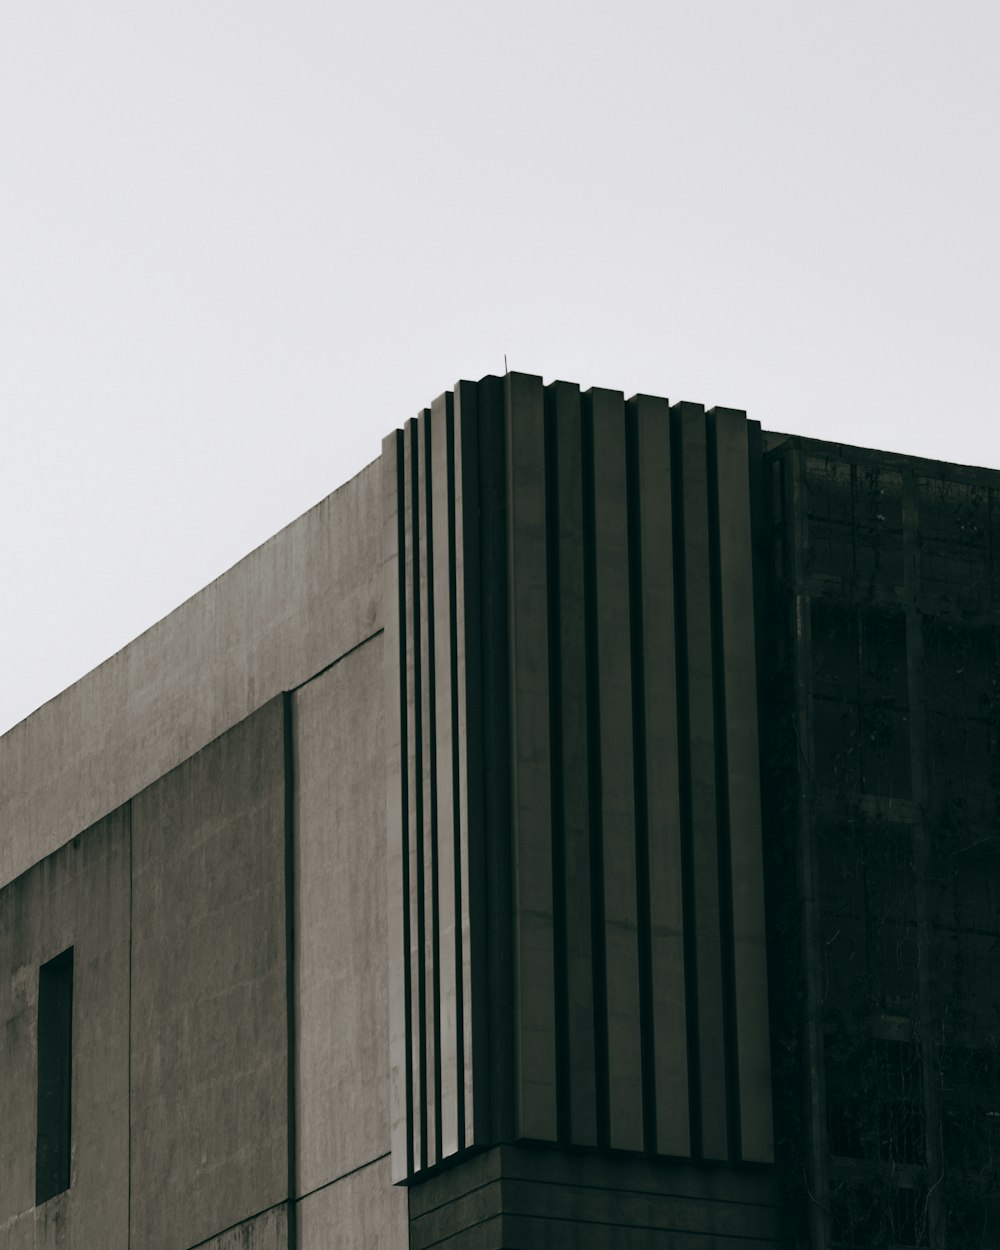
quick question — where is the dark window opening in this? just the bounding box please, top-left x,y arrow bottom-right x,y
36,946 -> 73,1204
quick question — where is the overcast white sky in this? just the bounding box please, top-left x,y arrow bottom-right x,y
2,2 -> 998,734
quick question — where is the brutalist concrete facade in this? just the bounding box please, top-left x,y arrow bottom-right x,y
1,373 -> 998,1249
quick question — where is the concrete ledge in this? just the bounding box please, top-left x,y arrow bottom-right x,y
409,1145 -> 785,1249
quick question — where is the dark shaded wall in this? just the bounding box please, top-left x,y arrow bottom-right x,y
383,372 -> 781,1246
762,436 -> 1000,1249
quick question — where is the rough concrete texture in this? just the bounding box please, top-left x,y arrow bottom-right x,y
297,1156 -> 407,1250
0,806 -> 130,1250
292,638 -> 390,1193
1,461 -> 381,891
130,699 -> 289,1250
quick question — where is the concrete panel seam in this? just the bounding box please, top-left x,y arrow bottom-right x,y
282,692 -> 299,1250
412,1212 -> 502,1250
296,1151 -> 392,1205
179,1201 -> 288,1250
407,1173 -> 501,1222
542,383 -> 570,1145
624,394 -> 657,1156
705,410 -> 742,1163
128,797 -> 133,1249
493,1209 -> 781,1242
668,403 -> 704,1159
580,387 -> 611,1150
291,628 -> 385,694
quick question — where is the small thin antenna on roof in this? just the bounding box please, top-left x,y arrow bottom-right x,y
504,354 -> 508,374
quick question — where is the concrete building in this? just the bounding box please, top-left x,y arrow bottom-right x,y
1,373 -> 997,1249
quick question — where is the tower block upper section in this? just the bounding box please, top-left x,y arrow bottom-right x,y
382,373 -> 774,1183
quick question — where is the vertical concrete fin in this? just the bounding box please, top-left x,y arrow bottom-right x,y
453,381 -> 485,1151
403,417 -> 425,1172
631,394 -> 691,1158
384,378 -> 772,1180
709,408 -> 774,1164
417,412 -> 440,1168
430,393 -> 459,1160
383,429 -> 413,1182
671,401 -> 729,1162
504,371 -> 558,1142
476,375 -> 514,1147
589,387 -> 644,1153
548,380 -> 598,1148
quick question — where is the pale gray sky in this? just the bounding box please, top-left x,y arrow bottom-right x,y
2,2 -> 998,734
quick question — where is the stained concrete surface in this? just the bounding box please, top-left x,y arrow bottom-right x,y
194,1204 -> 288,1250
130,700 -> 289,1250
292,638 -> 391,1194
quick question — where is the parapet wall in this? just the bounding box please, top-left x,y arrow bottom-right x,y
0,461 -> 382,891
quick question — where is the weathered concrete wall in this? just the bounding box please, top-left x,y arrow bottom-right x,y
297,1157 -> 407,1249
1,461 -> 381,891
130,699 -> 289,1250
0,806 -> 130,1250
292,637 -> 396,1193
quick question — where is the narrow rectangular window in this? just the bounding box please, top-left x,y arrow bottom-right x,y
36,946 -> 73,1204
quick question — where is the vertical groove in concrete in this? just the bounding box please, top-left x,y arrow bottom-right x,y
450,387 -> 470,1150
404,417 -> 426,1173
383,430 -> 413,1182
543,387 -> 570,1144
589,387 -> 644,1153
706,412 -> 742,1166
282,693 -> 299,1249
454,380 -> 487,1151
672,400 -> 729,1161
127,798 -> 134,1246
475,377 -> 514,1147
632,394 -> 690,1159
710,408 -> 774,1165
624,396 -> 656,1155
388,391 -> 494,1180
431,394 -> 459,1160
504,372 -> 558,1142
550,381 -> 598,1149
670,407 -> 703,1160
418,412 -> 441,1169
580,391 -> 611,1150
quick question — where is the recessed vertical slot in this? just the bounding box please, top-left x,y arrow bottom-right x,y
36,946 -> 73,1205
